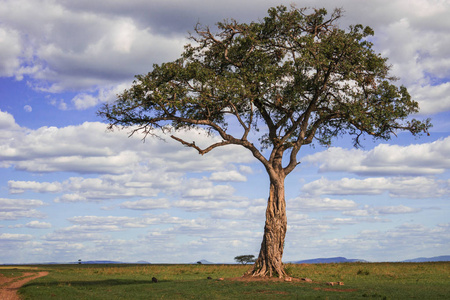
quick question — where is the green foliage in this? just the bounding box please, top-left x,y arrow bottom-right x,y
98,4 -> 431,176
16,263 -> 450,299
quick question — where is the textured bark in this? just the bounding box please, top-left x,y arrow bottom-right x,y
251,177 -> 287,277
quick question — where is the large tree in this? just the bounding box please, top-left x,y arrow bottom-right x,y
98,6 -> 431,277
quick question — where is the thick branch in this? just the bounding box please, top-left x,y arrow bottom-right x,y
170,135 -> 231,155
228,101 -> 253,140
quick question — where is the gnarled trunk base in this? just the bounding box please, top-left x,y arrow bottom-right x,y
250,179 -> 287,278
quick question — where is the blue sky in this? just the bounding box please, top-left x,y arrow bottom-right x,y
1,0 -> 449,264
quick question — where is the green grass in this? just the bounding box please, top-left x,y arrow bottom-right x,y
0,268 -> 26,279
13,262 -> 450,299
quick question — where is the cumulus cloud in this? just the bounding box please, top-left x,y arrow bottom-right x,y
303,137 -> 450,176
173,199 -> 250,212
210,170 -> 247,182
210,199 -> 267,220
0,110 -> 24,146
41,218 -> 154,242
68,215 -> 158,228
0,0 -> 187,93
0,114 -> 256,208
44,230 -> 110,242
340,0 -> 450,114
8,181 -> 62,194
0,112 -> 254,176
182,180 -> 236,200
302,176 -> 448,199
70,82 -> 132,110
0,233 -> 33,241
0,198 -> 46,220
288,197 -> 358,211
39,214 -> 262,260
410,83 -> 450,114
343,205 -> 422,217
120,198 -> 170,210
0,27 -> 22,77
0,0 -> 447,114
26,221 -> 52,229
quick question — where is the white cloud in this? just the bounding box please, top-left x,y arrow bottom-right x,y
3,124 -> 256,224
8,180 -> 63,194
0,110 -> 24,147
68,215 -> 162,228
377,205 -> 422,214
59,176 -> 160,201
0,0 -> 447,114
334,0 -> 450,115
288,197 -> 358,211
0,0 -> 187,93
38,214 -> 262,259
71,93 -> 100,110
343,205 -> 422,216
0,233 -> 33,241
302,176 -> 448,199
239,165 -> 254,174
410,83 -> 450,114
120,198 -> 170,210
182,180 -> 236,200
210,201 -> 266,220
0,210 -> 46,221
70,82 -> 132,110
209,170 -> 247,182
54,194 -> 87,203
0,116 -> 254,176
44,230 -> 109,242
0,27 -> 22,77
26,221 -> 52,229
0,110 -> 18,130
303,137 -> 450,176
0,198 -> 46,220
173,199 -> 250,212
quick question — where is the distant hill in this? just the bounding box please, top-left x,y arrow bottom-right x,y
192,259 -> 214,264
402,255 -> 450,262
135,261 -> 151,264
78,260 -> 124,264
76,260 -> 150,264
289,255 -> 450,264
291,257 -> 367,264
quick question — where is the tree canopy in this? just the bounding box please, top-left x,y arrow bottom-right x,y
99,5 -> 431,277
235,255 -> 256,265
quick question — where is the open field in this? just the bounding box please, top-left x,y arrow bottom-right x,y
1,262 -> 449,299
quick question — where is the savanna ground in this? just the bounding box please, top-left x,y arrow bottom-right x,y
1,262 -> 448,299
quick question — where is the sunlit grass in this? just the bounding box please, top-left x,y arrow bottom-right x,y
14,262 -> 450,299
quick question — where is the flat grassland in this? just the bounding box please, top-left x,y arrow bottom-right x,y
2,262 -> 449,299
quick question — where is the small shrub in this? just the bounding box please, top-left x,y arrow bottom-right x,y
357,269 -> 370,275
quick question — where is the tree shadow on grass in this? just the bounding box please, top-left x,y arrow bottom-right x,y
23,278 -> 162,288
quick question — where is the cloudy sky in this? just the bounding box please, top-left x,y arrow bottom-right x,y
1,0 -> 449,264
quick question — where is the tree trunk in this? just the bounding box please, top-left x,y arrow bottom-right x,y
251,176 -> 287,277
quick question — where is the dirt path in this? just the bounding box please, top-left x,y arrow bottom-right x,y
0,271 -> 49,300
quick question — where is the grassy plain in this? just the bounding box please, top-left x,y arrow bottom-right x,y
3,262 -> 449,299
